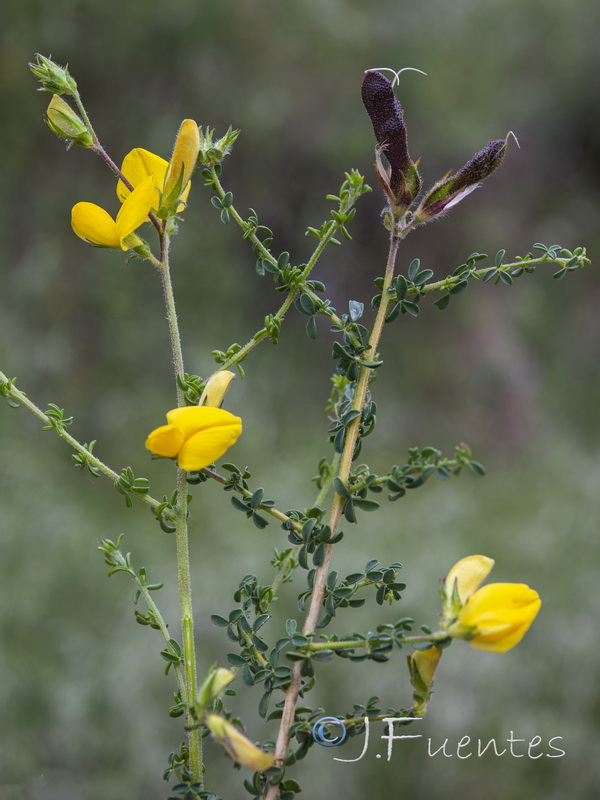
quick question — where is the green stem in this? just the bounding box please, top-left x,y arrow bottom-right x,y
201,467 -> 304,532
417,252 -> 589,297
134,576 -> 186,698
208,168 -> 348,375
305,632 -> 448,651
313,452 -> 342,508
0,370 -> 166,514
157,232 -> 202,783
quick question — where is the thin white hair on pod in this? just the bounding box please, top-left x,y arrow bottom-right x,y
366,67 -> 428,88
505,130 -> 521,149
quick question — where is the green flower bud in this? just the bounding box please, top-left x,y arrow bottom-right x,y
198,126 -> 240,167
29,53 -> 78,96
45,95 -> 93,148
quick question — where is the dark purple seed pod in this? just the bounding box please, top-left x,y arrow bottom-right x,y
418,139 -> 507,219
361,70 -> 411,199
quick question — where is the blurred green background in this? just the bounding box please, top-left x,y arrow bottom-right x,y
1,1 -> 600,798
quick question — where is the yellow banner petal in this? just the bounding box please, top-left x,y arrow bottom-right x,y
117,148 -> 168,206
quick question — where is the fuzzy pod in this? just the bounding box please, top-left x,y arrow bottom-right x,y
361,70 -> 421,206
418,139 -> 507,219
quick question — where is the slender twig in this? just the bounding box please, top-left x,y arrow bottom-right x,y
263,226 -> 406,799
0,369 -> 165,514
71,90 -> 162,235
157,230 -> 203,783
201,467 -> 304,533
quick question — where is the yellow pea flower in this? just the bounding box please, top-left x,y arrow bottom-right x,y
448,582 -> 541,653
442,555 -> 541,653
205,713 -> 274,772
145,406 -> 242,472
71,174 -> 155,250
116,119 -> 198,215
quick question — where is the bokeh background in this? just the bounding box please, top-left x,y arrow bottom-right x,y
1,1 -> 600,798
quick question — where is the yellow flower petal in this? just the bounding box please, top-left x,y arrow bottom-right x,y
451,583 -> 541,653
115,175 -> 156,249
410,646 -> 442,689
206,714 -> 274,772
145,424 -> 184,458
199,371 -> 236,408
177,418 -> 242,471
117,147 -> 168,208
71,202 -> 120,248
445,554 -> 495,604
163,119 -> 200,211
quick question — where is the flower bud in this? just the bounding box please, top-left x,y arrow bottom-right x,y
206,713 -> 274,771
198,126 -> 241,166
29,53 -> 78,96
45,95 -> 93,148
361,70 -> 421,213
197,666 -> 235,709
161,119 -> 200,215
199,371 -> 236,408
415,139 -> 507,222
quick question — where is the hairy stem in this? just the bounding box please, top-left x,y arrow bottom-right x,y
264,228 -> 403,799
0,370 -> 166,513
158,231 -> 202,783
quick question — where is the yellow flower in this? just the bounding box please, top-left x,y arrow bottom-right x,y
145,406 -> 242,472
206,713 -> 274,771
72,174 -> 155,250
116,119 -> 198,216
448,582 -> 541,653
442,555 -> 541,653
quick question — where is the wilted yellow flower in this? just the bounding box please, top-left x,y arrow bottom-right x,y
206,713 -> 274,771
197,666 -> 235,709
199,371 -> 236,408
72,175 -> 155,250
448,582 -> 541,653
145,406 -> 242,472
408,646 -> 442,714
409,646 -> 442,689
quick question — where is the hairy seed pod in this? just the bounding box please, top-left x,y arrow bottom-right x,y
361,70 -> 420,209
417,139 -> 507,220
